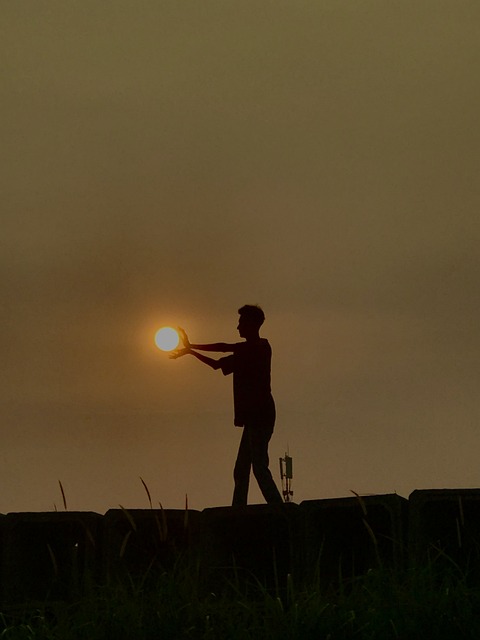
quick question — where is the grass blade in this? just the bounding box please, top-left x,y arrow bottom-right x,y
350,490 -> 367,516
119,505 -> 137,532
59,480 -> 68,511
140,477 -> 153,510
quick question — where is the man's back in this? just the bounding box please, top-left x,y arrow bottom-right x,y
220,338 -> 275,427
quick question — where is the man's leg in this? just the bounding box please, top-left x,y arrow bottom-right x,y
249,425 -> 283,505
232,427 -> 251,506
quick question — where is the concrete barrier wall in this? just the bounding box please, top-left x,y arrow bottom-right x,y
300,494 -> 408,583
199,503 -> 299,592
1,512 -> 102,604
1,490 -> 479,604
408,489 -> 480,574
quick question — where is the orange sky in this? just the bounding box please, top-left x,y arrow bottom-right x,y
1,1 -> 479,513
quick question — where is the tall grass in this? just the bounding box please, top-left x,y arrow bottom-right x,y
3,482 -> 480,638
2,553 -> 480,639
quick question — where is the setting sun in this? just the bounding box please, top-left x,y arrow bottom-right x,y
155,327 -> 180,352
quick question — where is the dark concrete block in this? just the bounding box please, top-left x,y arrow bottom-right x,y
102,508 -> 201,583
2,512 -> 101,604
198,503 -> 300,592
300,494 -> 408,584
408,489 -> 480,574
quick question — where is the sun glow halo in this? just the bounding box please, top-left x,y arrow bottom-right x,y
155,327 -> 180,352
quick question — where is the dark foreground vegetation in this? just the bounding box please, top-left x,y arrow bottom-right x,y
2,555 -> 480,640
4,490 -> 480,638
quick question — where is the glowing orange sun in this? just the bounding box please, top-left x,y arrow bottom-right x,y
155,327 -> 179,351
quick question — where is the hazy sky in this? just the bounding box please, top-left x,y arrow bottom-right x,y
2,1 -> 479,513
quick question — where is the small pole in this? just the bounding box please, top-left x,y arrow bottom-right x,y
279,452 -> 293,503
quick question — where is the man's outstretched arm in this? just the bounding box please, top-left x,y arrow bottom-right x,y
190,342 -> 234,352
169,347 -> 222,370
178,327 -> 235,353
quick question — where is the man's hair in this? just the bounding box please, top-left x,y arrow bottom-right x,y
238,304 -> 265,328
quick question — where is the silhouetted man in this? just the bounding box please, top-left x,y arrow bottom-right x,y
171,305 -> 283,506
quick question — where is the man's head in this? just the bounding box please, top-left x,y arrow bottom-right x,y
237,304 -> 265,339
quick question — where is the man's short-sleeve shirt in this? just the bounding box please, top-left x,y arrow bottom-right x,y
219,338 -> 275,428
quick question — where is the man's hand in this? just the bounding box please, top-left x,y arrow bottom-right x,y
178,327 -> 191,349
169,347 -> 191,359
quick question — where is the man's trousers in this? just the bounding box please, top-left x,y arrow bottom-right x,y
232,423 -> 283,506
